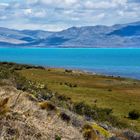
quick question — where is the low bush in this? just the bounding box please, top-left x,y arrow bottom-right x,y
128,110 -> 140,120
39,101 -> 56,111
0,62 -> 45,71
82,124 -> 98,140
73,102 -> 128,128
55,135 -> 61,140
65,69 -> 72,73
0,67 -> 11,79
73,102 -> 97,119
64,82 -> 77,88
108,89 -> 112,92
39,91 -> 53,100
57,95 -> 71,101
60,112 -> 71,123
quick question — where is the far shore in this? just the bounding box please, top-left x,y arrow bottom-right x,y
0,61 -> 139,81
43,66 -> 139,81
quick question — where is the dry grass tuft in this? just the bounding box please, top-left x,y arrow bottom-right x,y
82,124 -> 98,140
0,97 -> 9,116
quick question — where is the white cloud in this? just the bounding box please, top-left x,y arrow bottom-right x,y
0,2 -> 9,10
117,11 -> 124,16
112,0 -> 127,5
4,22 -> 69,31
24,9 -> 32,15
0,3 -> 9,7
23,8 -> 46,18
84,1 -> 116,9
40,0 -> 78,7
34,10 -> 46,18
0,0 -> 139,31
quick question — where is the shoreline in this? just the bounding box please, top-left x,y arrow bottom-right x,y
1,46 -> 140,49
0,61 -> 139,81
44,65 -> 139,81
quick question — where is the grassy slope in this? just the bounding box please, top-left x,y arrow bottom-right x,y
18,68 -> 140,132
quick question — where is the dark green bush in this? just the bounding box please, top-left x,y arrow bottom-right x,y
55,135 -> 61,140
60,112 -> 71,123
0,67 -> 11,79
39,92 -> 53,100
0,62 -> 44,71
64,82 -> 77,88
65,69 -> 72,73
73,102 -> 128,128
57,95 -> 71,101
73,102 -> 96,118
128,110 -> 140,120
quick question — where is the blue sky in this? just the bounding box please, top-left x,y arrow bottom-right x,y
0,0 -> 140,31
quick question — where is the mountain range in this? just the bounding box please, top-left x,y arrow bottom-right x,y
0,21 -> 140,48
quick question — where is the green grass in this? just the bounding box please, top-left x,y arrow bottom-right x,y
18,68 -> 140,132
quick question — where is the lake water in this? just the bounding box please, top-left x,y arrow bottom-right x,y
0,47 -> 140,79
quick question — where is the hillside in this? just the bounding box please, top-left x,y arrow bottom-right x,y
0,21 -> 140,48
0,86 -> 84,139
0,62 -> 140,140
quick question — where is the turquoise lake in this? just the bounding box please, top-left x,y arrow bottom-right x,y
0,48 -> 140,79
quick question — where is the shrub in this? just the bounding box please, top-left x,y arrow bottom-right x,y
59,82 -> 63,85
73,102 -> 85,115
73,102 -> 96,119
128,110 -> 140,120
64,82 -> 77,88
39,101 -> 56,111
6,128 -> 18,136
73,102 -> 127,128
39,91 -> 53,100
55,135 -> 61,140
65,69 -> 72,73
73,84 -> 77,87
60,112 -> 71,123
57,95 -> 71,101
108,89 -> 112,92
69,83 -> 73,88
82,124 -> 98,140
71,115 -> 84,127
0,62 -> 45,71
0,67 -> 11,79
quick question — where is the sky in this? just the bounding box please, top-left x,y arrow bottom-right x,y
0,0 -> 140,31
